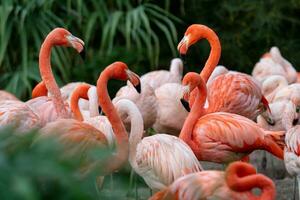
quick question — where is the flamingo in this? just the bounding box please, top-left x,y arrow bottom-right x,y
0,90 -> 19,101
26,28 -> 85,126
70,83 -> 114,146
177,24 -> 269,121
150,161 -> 276,200
38,61 -> 140,175
179,72 -> 284,164
260,75 -> 288,102
284,125 -> 300,200
252,46 -> 297,84
113,58 -> 183,131
140,58 -> 183,90
32,81 -> 94,119
257,100 -> 298,132
114,99 -> 202,191
0,100 -> 41,133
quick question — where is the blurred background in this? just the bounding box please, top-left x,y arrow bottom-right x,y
0,1 -> 300,199
1,0 -> 300,99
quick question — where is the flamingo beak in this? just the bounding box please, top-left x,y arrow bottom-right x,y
260,96 -> 272,115
67,34 -> 85,55
126,69 -> 141,93
177,35 -> 190,57
180,85 -> 191,112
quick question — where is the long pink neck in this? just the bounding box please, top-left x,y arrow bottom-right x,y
97,68 -> 129,173
39,35 -> 68,118
226,163 -> 275,200
197,25 -> 221,83
179,83 -> 207,143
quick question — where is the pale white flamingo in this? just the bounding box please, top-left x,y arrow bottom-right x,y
114,99 -> 202,191
150,161 -> 276,200
284,125 -> 300,200
260,75 -> 288,102
252,46 -> 297,84
113,58 -> 183,131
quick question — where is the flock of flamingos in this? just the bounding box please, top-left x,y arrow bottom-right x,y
1,23 -> 300,200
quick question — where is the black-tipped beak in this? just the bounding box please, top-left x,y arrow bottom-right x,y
98,106 -> 102,115
80,47 -> 86,60
134,83 -> 141,94
180,98 -> 190,112
180,54 -> 186,62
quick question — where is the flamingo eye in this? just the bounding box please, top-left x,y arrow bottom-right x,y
266,117 -> 275,126
296,106 -> 300,113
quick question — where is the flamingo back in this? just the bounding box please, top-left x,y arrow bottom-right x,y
207,72 -> 263,120
284,125 -> 300,176
153,83 -> 188,135
150,171 -> 251,200
26,96 -> 72,126
0,100 -> 41,133
0,90 -> 19,102
135,134 -> 202,190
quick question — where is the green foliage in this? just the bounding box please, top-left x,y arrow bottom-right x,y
0,129 -> 151,200
0,0 -> 179,99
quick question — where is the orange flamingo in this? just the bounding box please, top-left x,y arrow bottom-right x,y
26,28 -> 85,126
39,61 -> 140,175
179,72 -> 284,164
177,24 -> 269,120
114,99 -> 202,191
150,161 -> 276,200
70,83 -> 114,146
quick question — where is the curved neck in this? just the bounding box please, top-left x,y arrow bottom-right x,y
196,25 -> 221,83
115,100 -> 143,170
87,86 -> 100,117
179,83 -> 207,142
170,59 -> 183,78
97,67 -> 129,173
70,84 -> 90,121
39,35 -> 68,118
32,81 -> 48,98
226,164 -> 275,200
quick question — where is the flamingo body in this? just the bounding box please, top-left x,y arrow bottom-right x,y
150,162 -> 276,200
0,100 -> 41,133
0,91 -> 19,101
207,72 -> 264,120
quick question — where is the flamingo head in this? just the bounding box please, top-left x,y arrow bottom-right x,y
49,28 -> 85,55
180,72 -> 205,112
110,62 -> 141,93
177,24 -> 203,56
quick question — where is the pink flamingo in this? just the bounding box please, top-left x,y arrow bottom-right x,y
38,61 -> 140,175
178,24 -> 269,120
150,161 -> 276,200
179,72 -> 284,164
26,28 -> 85,126
284,125 -> 300,200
